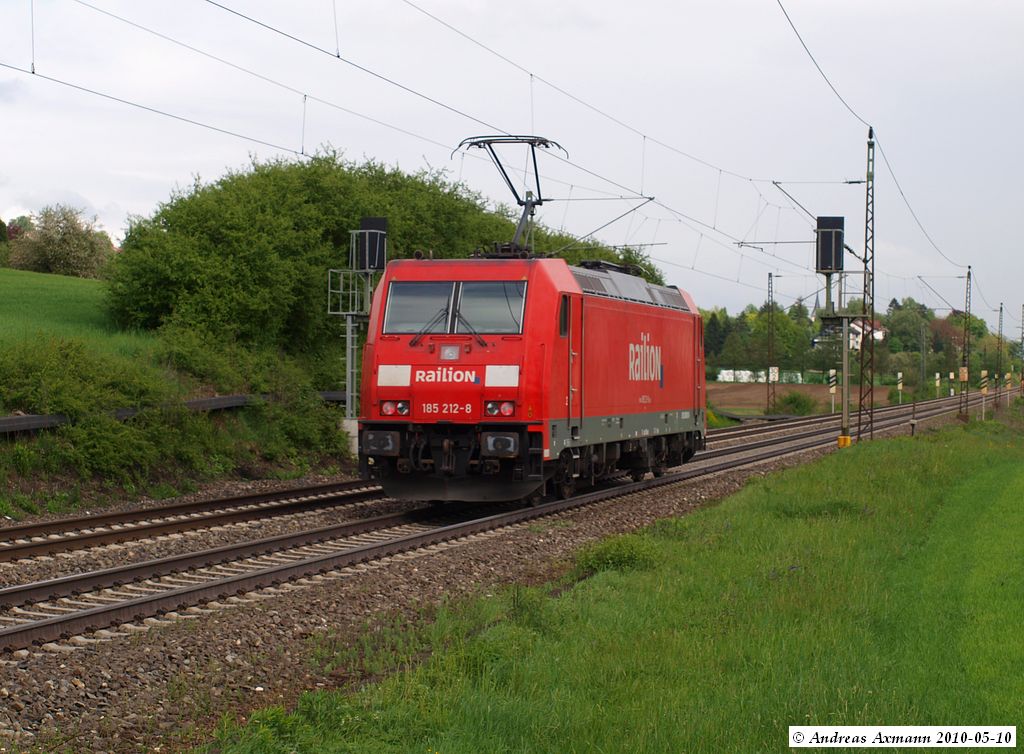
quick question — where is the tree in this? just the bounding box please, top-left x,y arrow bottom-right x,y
6,215 -> 34,241
8,205 -> 113,278
615,245 -> 665,285
107,152 -> 655,353
788,299 -> 811,326
702,308 -> 731,360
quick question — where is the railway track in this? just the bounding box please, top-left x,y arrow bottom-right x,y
0,393 -> 964,561
0,480 -> 382,561
0,391 -> 975,653
707,392 -> 959,442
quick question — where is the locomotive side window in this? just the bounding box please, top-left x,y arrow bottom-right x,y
383,281 -> 454,333
559,295 -> 569,337
456,282 -> 526,334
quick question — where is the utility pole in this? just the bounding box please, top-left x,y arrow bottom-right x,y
857,127 -> 876,441
841,318 -> 851,446
996,302 -> 1004,410
958,266 -> 972,420
915,322 -> 926,420
768,273 -> 774,409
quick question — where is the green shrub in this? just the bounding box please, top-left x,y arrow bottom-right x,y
0,337 -> 177,418
776,390 -> 817,415
706,405 -> 738,428
575,533 -> 659,575
106,153 -> 660,361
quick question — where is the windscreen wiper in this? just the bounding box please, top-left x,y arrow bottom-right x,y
410,307 -> 449,346
455,311 -> 488,347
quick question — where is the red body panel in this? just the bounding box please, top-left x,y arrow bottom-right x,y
581,296 -> 703,417
359,256 -> 705,501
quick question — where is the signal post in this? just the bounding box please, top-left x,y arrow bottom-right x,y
813,216 -> 856,448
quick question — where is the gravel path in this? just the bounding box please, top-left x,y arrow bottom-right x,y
0,415 -> 953,753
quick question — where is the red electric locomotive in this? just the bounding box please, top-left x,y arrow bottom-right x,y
358,255 -> 706,502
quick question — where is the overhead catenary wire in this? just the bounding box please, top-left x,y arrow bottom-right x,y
0,60 -> 304,156
197,1 -> 668,209
63,0 -> 643,205
774,0 -> 869,130
916,276 -> 960,313
204,0 -> 506,135
775,0 -> 969,271
396,0 -> 764,182
144,0 -> 826,292
3,20 -> 691,284
21,0 -> 838,305
552,198 -> 654,253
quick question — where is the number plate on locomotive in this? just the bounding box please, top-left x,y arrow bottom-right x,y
420,402 -> 474,416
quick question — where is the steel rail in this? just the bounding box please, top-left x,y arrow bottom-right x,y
0,394 -> 964,561
0,479 -> 370,540
707,393 -> 957,440
0,393 -> 970,653
699,394 -> 960,459
0,484 -> 383,562
0,506 -> 446,608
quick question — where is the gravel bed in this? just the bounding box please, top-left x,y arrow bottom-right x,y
0,495 -> 419,589
0,414 -> 954,752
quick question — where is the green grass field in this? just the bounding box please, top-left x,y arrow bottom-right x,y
209,417 -> 1024,753
0,267 -> 159,360
0,268 -> 349,518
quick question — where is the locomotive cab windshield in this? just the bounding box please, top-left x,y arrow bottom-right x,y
384,280 -> 526,336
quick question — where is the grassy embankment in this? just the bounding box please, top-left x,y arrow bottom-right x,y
0,263 -> 160,358
0,268 -> 347,518
210,413 -> 1024,753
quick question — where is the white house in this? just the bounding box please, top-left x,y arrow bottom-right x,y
848,319 -> 887,350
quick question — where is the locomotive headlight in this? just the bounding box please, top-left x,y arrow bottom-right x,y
485,401 -> 515,417
381,400 -> 410,416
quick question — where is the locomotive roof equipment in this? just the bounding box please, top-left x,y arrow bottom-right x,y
454,135 -> 567,256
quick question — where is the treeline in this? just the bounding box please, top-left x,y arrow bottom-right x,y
705,297 -> 1022,387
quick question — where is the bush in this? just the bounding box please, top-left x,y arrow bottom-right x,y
106,152 -> 659,360
575,534 -> 659,575
0,337 -> 177,418
775,390 -> 817,415
8,205 -> 114,279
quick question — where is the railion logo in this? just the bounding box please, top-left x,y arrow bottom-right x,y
414,367 -> 480,384
629,333 -> 663,387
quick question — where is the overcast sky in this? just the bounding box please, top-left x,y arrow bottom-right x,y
2,0 -> 1021,332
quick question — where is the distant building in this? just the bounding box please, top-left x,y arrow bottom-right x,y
849,319 -> 887,350
811,317 -> 887,351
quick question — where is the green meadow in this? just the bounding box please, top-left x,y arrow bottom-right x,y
0,267 -> 159,360
210,416 -> 1024,753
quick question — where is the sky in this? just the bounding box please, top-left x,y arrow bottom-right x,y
1,0 -> 1022,334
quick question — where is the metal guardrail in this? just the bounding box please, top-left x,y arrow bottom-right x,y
0,392 -> 346,434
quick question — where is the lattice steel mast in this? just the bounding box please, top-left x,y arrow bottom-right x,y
856,127 -> 875,440
996,302 -> 1004,406
767,272 -> 776,413
958,266 -> 972,419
